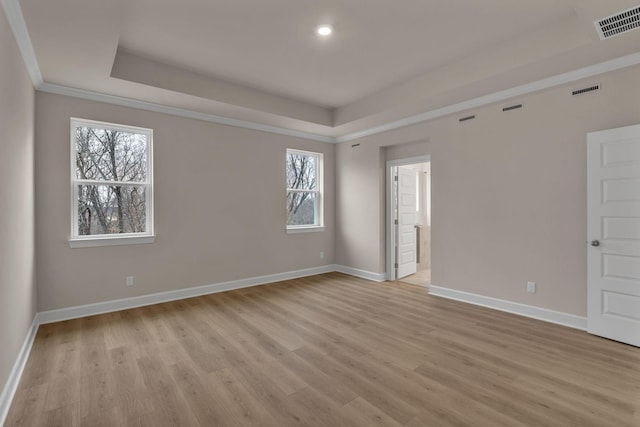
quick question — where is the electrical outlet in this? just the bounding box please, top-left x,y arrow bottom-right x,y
320,251 -> 325,259
527,281 -> 536,293
126,276 -> 134,287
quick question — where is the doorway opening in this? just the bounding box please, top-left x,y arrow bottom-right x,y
386,155 -> 431,286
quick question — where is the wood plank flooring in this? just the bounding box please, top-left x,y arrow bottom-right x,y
6,273 -> 640,426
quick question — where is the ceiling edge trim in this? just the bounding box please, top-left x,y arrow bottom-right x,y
336,51 -> 640,143
5,0 -> 640,145
1,0 -> 42,86
3,0 -> 335,143
38,83 -> 337,143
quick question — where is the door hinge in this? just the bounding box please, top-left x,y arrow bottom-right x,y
394,263 -> 398,268
394,219 -> 398,225
394,175 -> 398,181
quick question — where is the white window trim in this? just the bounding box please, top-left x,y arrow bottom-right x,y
286,149 -> 324,232
69,235 -> 156,249
69,118 -> 155,248
286,225 -> 325,234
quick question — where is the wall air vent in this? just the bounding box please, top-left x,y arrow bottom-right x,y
572,84 -> 600,96
595,5 -> 640,40
502,104 -> 523,112
459,115 -> 476,122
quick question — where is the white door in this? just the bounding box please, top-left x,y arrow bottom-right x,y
587,124 -> 640,347
396,166 -> 417,279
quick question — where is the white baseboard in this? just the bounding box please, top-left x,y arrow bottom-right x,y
429,285 -> 587,330
2,264 -> 381,421
38,265 -> 336,325
333,265 -> 386,282
4,270 -> 591,425
0,315 -> 39,426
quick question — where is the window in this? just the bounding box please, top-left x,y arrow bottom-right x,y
70,118 -> 154,247
286,149 -> 323,232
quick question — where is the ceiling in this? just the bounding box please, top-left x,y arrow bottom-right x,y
10,0 -> 640,141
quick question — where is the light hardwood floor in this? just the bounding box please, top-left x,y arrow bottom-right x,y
6,273 -> 640,426
399,269 -> 430,287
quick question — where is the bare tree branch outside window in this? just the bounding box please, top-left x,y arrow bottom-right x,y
286,150 -> 321,226
72,120 -> 151,237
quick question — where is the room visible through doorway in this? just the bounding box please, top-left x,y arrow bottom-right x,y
386,156 -> 431,287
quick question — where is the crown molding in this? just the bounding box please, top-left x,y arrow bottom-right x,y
38,82 -> 336,143
1,0 -> 42,86
336,51 -> 640,142
2,0 -> 336,144
4,0 -> 640,144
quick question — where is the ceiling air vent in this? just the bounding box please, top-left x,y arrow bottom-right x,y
595,5 -> 640,40
459,115 -> 476,122
572,84 -> 600,96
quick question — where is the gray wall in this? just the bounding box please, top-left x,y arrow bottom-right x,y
5,3 -> 640,395
35,92 -> 335,311
336,65 -> 640,316
0,6 -> 36,398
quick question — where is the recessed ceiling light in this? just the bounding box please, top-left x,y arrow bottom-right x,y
317,25 -> 333,37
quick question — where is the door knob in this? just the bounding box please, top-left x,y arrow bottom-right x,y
590,240 -> 600,247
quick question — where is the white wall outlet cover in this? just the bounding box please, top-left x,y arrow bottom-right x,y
527,281 -> 536,293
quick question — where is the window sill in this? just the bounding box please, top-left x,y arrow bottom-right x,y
286,226 -> 325,234
69,235 -> 156,248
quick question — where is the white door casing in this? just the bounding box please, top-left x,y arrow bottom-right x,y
587,124 -> 640,347
397,166 -> 418,279
386,155 -> 430,282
